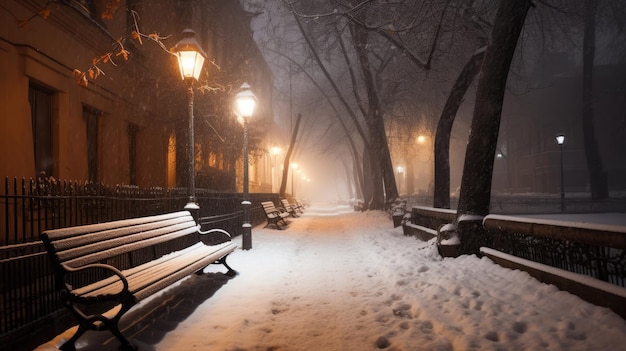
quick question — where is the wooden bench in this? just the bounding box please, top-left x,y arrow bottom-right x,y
261,201 -> 290,229
40,211 -> 237,351
280,199 -> 300,217
292,198 -> 306,212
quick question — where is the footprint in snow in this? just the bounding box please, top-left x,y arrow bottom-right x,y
513,321 -> 528,334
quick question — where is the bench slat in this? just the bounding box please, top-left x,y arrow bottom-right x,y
49,216 -> 193,251
53,221 -> 196,263
73,242 -> 235,299
62,225 -> 198,269
42,211 -> 192,240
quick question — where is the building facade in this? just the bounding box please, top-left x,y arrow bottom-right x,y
0,0 -> 273,192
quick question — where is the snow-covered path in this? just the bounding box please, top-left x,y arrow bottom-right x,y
35,205 -> 626,351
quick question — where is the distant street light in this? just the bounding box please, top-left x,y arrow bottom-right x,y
235,83 -> 257,250
556,133 -> 565,212
171,29 -> 206,213
397,166 -> 405,196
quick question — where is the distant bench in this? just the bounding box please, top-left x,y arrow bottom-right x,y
280,199 -> 300,217
261,201 -> 290,229
41,211 -> 237,351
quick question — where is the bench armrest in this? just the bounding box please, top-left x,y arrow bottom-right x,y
197,226 -> 232,240
63,263 -> 130,298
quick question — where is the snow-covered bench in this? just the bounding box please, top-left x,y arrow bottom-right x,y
280,199 -> 300,217
41,211 -> 237,351
261,201 -> 290,229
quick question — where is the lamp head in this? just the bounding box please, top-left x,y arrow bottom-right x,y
171,29 -> 207,81
271,146 -> 282,156
555,133 -> 565,145
235,83 -> 257,118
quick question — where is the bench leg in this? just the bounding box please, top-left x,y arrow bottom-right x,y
60,295 -> 137,351
59,314 -> 137,351
59,323 -> 87,351
266,219 -> 283,230
217,255 -> 238,277
107,312 -> 137,351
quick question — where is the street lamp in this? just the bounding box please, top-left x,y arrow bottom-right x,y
235,83 -> 257,250
555,133 -> 565,212
396,166 -> 405,196
171,29 -> 206,212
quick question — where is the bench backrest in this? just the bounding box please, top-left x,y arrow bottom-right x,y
261,201 -> 278,213
41,211 -> 198,270
280,199 -> 293,210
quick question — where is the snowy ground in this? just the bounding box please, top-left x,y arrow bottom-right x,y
34,205 -> 626,351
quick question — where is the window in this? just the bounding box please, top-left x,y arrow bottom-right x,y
28,84 -> 53,177
83,106 -> 101,182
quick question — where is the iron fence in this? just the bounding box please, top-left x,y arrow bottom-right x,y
483,215 -> 626,287
0,176 -> 277,344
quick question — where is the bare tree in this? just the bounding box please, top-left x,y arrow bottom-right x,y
455,0 -> 533,253
279,113 -> 303,197
582,0 -> 609,199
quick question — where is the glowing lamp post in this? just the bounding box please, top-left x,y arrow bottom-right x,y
236,83 -> 257,250
555,133 -> 565,212
396,166 -> 405,195
171,29 -> 206,212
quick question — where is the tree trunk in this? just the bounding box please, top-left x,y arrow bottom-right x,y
582,0 -> 609,199
351,23 -> 395,209
279,113 -> 303,197
455,0 -> 532,253
380,126 -> 399,203
433,48 -> 486,208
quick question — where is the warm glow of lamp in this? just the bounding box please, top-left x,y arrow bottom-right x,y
417,135 -> 426,144
171,29 -> 207,81
271,146 -> 282,156
235,83 -> 257,118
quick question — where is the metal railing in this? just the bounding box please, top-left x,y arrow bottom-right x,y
483,215 -> 626,287
0,176 -> 277,343
408,206 -> 626,288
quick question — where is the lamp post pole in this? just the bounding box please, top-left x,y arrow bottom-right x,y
171,29 -> 206,215
559,143 -> 564,212
242,118 -> 251,249
186,81 -> 196,208
235,83 -> 257,250
556,133 -> 565,212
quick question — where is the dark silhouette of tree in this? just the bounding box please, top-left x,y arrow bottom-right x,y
582,0 -> 609,199
455,0 -> 533,253
433,48 -> 486,209
280,113 -> 303,197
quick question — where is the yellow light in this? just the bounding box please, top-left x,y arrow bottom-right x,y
271,146 -> 282,155
171,29 -> 207,81
417,135 -> 426,144
176,51 -> 205,80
